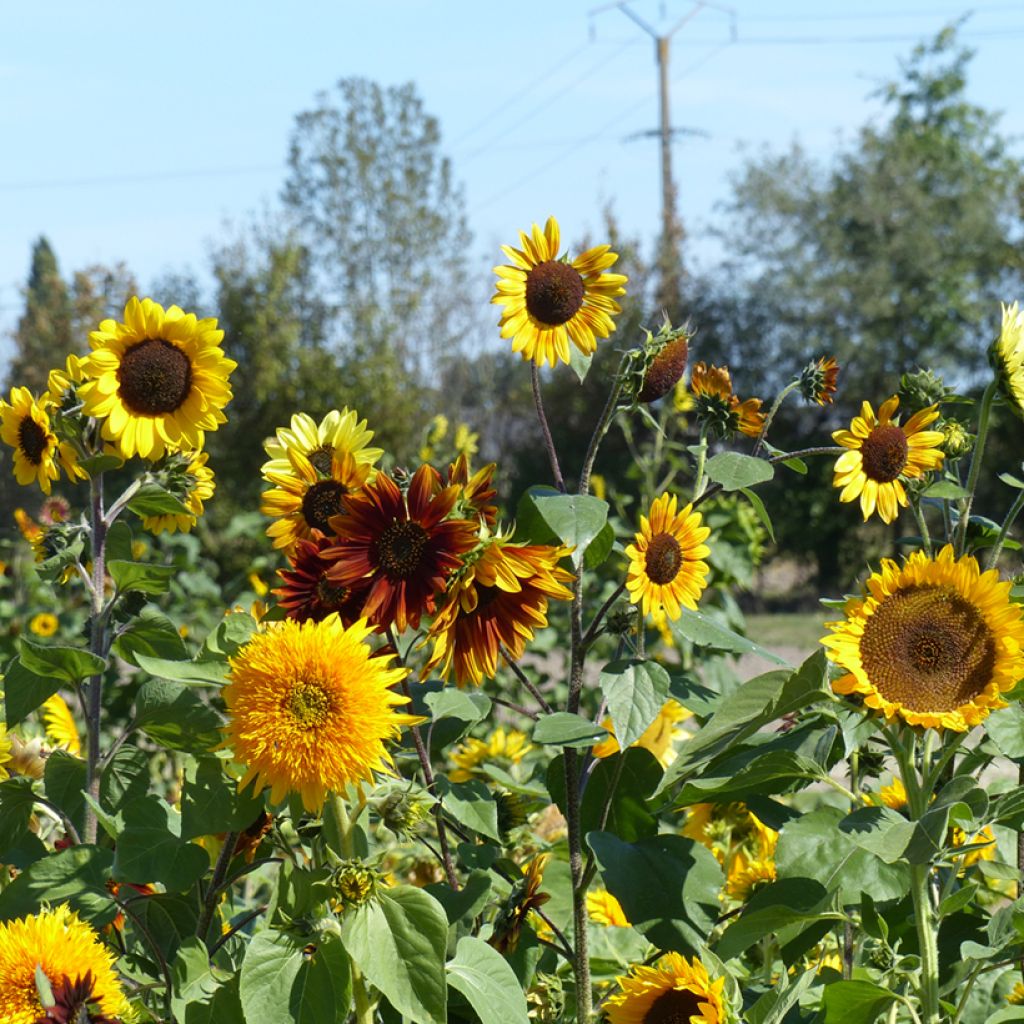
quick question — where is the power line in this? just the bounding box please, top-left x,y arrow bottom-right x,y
0,164 -> 283,192
675,26 -> 1024,45
741,3 -> 1024,22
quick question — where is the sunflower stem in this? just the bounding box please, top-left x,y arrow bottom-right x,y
197,831 -> 239,948
692,424 -> 709,501
987,488 -> 1024,571
531,364 -> 566,492
910,863 -> 941,1023
579,352 -> 629,497
752,380 -> 799,458
84,472 -> 108,846
956,380 -> 998,556
910,498 -> 934,558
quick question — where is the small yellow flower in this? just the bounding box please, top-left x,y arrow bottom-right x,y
0,725 -> 11,781
453,423 -> 479,458
724,849 -> 777,901
449,727 -> 533,783
1007,980 -> 1024,1005
29,612 -> 59,638
0,388 -> 84,493
592,700 -> 691,767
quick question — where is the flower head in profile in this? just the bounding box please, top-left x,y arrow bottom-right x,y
604,952 -> 725,1024
990,301 -> 1024,418
449,727 -> 534,783
823,545 -> 1024,731
586,888 -> 631,928
142,451 -> 215,535
832,396 -> 944,523
0,904 -> 129,1024
222,615 -> 419,811
42,694 -> 81,757
491,216 -> 627,368
626,493 -> 710,620
274,531 -> 369,625
690,362 -> 765,438
798,356 -> 840,405
446,454 -> 498,527
593,699 -> 691,767
637,324 -> 690,404
14,508 -> 46,560
491,854 -> 551,954
0,388 -> 84,494
46,353 -> 86,408
0,725 -> 11,781
78,296 -> 236,460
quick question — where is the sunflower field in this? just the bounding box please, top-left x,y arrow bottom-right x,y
3,217 -> 1024,1024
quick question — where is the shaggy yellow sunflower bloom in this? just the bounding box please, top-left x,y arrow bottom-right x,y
491,216 -> 627,368
832,396 -> 944,523
823,545 -> 1024,731
29,612 -> 58,638
586,888 -> 631,927
626,493 -> 710,620
0,904 -> 129,1024
222,615 -> 419,811
78,296 -> 236,460
142,451 -> 216,535
605,952 -> 725,1024
42,693 -> 81,757
261,408 -> 383,481
449,727 -> 533,783
0,388 -> 84,494
724,848 -> 777,901
991,301 -> 1024,418
593,699 -> 691,767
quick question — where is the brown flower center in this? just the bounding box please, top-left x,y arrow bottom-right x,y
301,481 -> 347,533
525,260 -> 585,326
286,680 -> 332,728
645,533 -> 683,585
309,444 -> 334,476
639,337 -> 689,404
17,415 -> 48,464
117,338 -> 193,415
316,575 -> 351,612
860,424 -> 909,483
859,584 -> 995,713
643,987 -> 704,1024
377,521 -> 429,577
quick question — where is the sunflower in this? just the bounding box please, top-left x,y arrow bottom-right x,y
262,448 -> 373,554
950,824 -> 996,869
491,216 -> 627,368
423,537 -> 573,686
822,545 -> 1024,731
638,332 -> 690,404
604,952 -> 725,1024
491,854 -> 551,954
586,888 -> 631,927
626,493 -> 711,621
832,396 -> 944,524
682,803 -> 777,866
14,509 -> 46,560
222,615 -> 419,811
1007,981 -> 1024,1006
325,465 -> 479,633
42,694 -> 81,757
0,388 -> 84,494
446,454 -> 498,526
142,451 -> 215,535
449,727 -> 534,783
0,725 -> 11,781
592,699 -> 691,767
0,904 -> 129,1024
991,301 -> 1024,418
877,777 -> 908,811
690,362 -> 765,438
724,849 -> 777,902
29,612 -> 59,638
38,495 -> 71,526
77,296 -> 235,460
799,355 -> 840,406
46,354 -> 86,407
274,531 -> 369,625
261,409 -> 383,481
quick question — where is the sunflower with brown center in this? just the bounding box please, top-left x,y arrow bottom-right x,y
689,362 -> 765,438
274,531 -> 369,625
0,388 -> 84,494
626,493 -> 711,621
78,297 -> 235,460
822,544 -> 1024,731
491,216 -> 627,368
324,465 -> 479,633
832,395 -> 944,523
261,408 -> 383,481
423,536 -> 573,686
605,952 -> 726,1024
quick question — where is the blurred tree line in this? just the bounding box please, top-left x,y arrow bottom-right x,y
3,27 -> 1023,594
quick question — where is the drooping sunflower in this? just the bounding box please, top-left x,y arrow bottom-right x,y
274,531 -> 369,625
29,612 -> 59,638
593,699 -> 691,767
822,544 -> 1024,731
491,854 -> 551,954
690,362 -> 765,438
724,848 -> 777,902
262,448 -> 373,554
142,451 -> 216,535
832,396 -> 944,524
799,355 -> 840,406
42,693 -> 81,757
449,726 -> 534,783
682,802 -> 777,867
0,388 -> 84,494
423,536 -> 573,686
325,465 -> 479,633
222,615 -> 419,811
586,888 -> 631,928
491,216 -> 627,368
604,952 -> 726,1024
991,300 -> 1024,418
261,409 -> 383,481
626,493 -> 711,621
446,453 -> 498,527
78,296 -> 236,460
0,904 -> 129,1024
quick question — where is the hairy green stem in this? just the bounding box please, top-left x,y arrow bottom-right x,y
956,380 -> 997,556
691,424 -> 709,501
910,863 -> 941,1023
84,473 -> 108,845
987,488 -> 1024,571
752,379 -> 799,457
532,364 -> 565,492
911,499 -> 933,558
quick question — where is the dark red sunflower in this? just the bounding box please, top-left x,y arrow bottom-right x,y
274,531 -> 370,625
446,453 -> 498,526
325,465 -> 479,632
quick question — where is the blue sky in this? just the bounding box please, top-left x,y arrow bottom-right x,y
2,1 -> 1023,359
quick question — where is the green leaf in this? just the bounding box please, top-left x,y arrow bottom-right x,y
3,657 -> 61,727
340,885 -> 448,1024
740,487 -> 775,542
134,652 -> 229,688
180,758 -> 265,841
763,442 -> 807,474
0,778 -> 37,852
838,806 -> 917,864
127,482 -> 194,518
705,451 -> 775,490
985,702 -> 1024,758
100,746 -> 151,814
135,679 -> 223,753
423,689 -> 491,725
435,778 -> 500,841
999,472 -> 1024,490
821,980 -> 898,1023
202,612 -> 258,658
669,606 -> 788,664
0,846 -> 119,926
446,936 -> 529,1024
922,479 -> 971,499
673,749 -> 825,805
112,796 -> 210,891
108,559 -> 176,595
17,639 -> 105,684
171,937 -> 233,1020
515,487 -> 608,566
532,712 -> 608,748
584,521 -> 616,570
746,969 -> 818,1024
114,606 -> 188,666
599,659 -> 670,750
426,870 -> 493,926
567,346 -> 593,383
44,751 -> 87,837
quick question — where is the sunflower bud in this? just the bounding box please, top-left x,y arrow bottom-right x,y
798,356 -> 839,406
897,368 -> 952,413
526,973 -> 566,1024
636,322 -> 692,404
370,785 -> 431,839
330,860 -> 381,911
938,418 -> 974,461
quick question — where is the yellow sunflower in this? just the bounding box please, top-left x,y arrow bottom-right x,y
586,888 -> 631,927
605,952 -> 726,1024
724,848 -> 777,902
78,296 -> 236,460
142,451 -> 216,535
42,693 -> 81,757
0,388 -> 84,494
1007,980 -> 1024,1005
46,353 -> 86,406
822,544 -> 1024,731
0,725 -> 11,781
261,409 -> 383,481
690,362 -> 765,438
626,493 -> 711,620
449,727 -> 534,783
682,802 -> 777,866
491,216 -> 627,368
798,355 -> 840,406
28,612 -> 58,638
877,777 -> 908,810
593,699 -> 691,767
0,903 -> 129,1024
832,396 -> 944,523
991,301 -> 1024,418
221,615 -> 419,811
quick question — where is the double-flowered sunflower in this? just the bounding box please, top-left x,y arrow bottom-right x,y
823,544 -> 1024,731
0,388 -> 84,493
832,396 -> 944,523
78,296 -> 235,460
491,216 -> 627,368
222,615 -> 419,811
605,952 -> 725,1024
